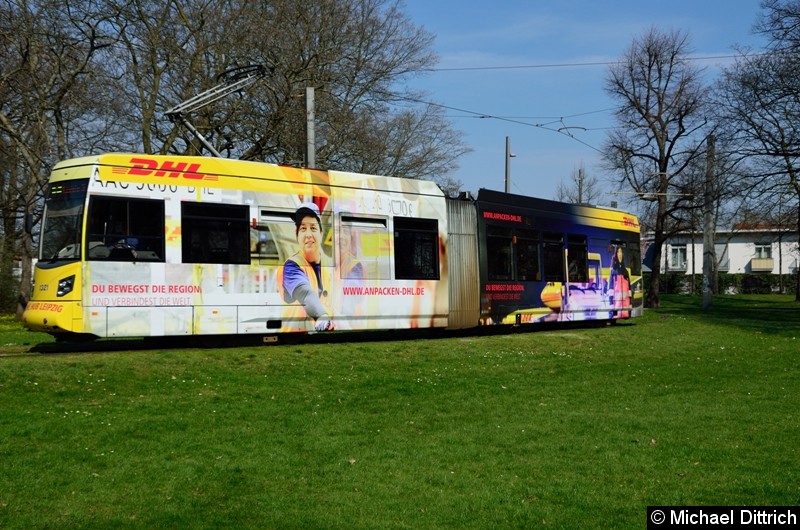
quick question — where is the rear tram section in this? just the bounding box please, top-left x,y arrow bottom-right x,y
22,154 -> 641,341
467,189 -> 642,327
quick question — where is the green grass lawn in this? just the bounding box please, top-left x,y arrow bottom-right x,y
1,295 -> 798,529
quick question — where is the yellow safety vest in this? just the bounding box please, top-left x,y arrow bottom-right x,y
276,253 -> 330,330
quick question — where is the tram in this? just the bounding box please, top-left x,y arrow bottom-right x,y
22,153 -> 642,340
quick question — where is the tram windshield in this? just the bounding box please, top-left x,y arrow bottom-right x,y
40,179 -> 89,261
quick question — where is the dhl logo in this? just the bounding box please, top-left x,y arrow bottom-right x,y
111,157 -> 219,181
621,216 -> 639,228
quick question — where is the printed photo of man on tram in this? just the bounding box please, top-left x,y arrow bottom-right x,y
277,202 -> 335,331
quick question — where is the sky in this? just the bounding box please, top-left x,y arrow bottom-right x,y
401,0 -> 769,204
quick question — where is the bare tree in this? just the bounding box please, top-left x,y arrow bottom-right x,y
0,0 -> 117,316
712,1 -> 800,301
758,0 -> 800,49
603,27 -> 709,307
105,0 -> 468,188
231,0 -> 470,187
1,0 -> 470,315
553,164 -> 603,204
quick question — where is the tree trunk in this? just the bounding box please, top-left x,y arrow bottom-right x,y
646,234 -> 665,308
15,207 -> 33,319
795,199 -> 800,302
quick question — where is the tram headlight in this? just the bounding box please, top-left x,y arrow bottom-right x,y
57,275 -> 75,297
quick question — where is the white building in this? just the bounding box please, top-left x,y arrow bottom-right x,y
645,226 -> 799,276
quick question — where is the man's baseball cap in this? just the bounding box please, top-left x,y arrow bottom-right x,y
295,202 -> 321,226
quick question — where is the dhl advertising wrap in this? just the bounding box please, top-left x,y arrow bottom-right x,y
24,154 -> 642,340
25,154 -> 449,338
476,189 -> 643,325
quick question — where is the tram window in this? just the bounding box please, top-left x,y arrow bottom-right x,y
516,229 -> 540,281
252,210 -> 294,263
486,226 -> 513,280
567,234 -> 588,283
628,245 -> 642,276
616,240 -> 642,276
609,239 -> 640,276
341,215 -> 390,280
182,202 -> 249,264
251,225 -> 279,261
610,240 -> 642,276
86,197 -> 165,261
542,232 -> 564,282
394,217 -> 439,280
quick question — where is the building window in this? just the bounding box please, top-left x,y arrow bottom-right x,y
715,243 -> 730,271
755,243 -> 772,259
670,244 -> 687,270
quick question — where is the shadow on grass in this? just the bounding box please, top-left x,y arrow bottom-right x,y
18,295 -> 790,355
25,317 -> 622,355
654,294 -> 800,336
